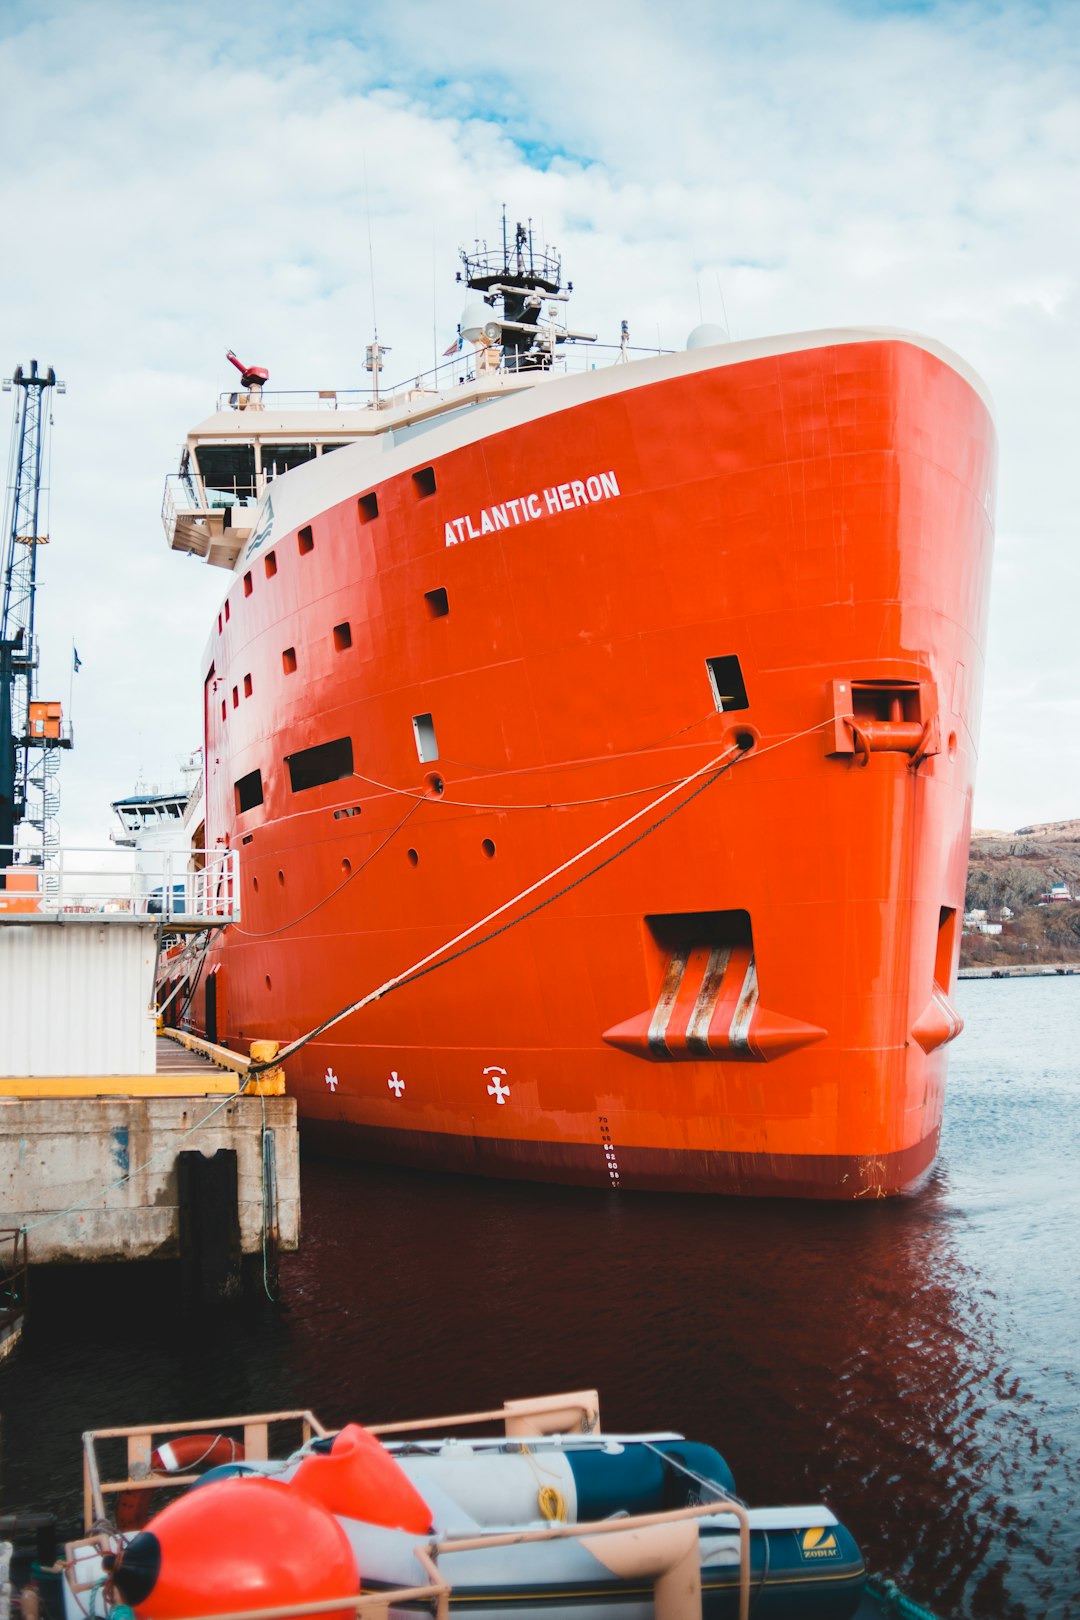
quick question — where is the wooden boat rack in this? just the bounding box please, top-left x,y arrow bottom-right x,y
76,1390 -> 751,1620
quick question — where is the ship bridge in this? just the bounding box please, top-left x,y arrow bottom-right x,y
161,375 -> 550,569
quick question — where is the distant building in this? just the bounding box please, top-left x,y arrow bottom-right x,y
1042,883 -> 1072,903
963,910 -> 1002,935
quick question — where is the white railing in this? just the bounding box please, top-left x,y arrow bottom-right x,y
213,341 -> 674,415
0,847 -> 239,927
162,471 -> 261,551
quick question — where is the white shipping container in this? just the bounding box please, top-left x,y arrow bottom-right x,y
0,918 -> 158,1076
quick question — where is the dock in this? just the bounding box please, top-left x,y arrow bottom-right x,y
958,963 -> 1080,979
0,848 -> 298,1299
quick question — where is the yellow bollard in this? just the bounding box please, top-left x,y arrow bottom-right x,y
246,1039 -> 286,1095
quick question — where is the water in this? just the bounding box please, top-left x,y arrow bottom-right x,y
2,977 -> 1078,1618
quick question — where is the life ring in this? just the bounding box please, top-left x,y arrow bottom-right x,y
115,1434 -> 245,1531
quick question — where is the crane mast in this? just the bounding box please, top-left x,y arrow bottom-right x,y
1,360 -> 69,886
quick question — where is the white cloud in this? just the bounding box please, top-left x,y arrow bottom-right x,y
1,0 -> 1077,838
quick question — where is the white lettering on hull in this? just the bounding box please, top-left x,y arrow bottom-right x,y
444,470 -> 621,547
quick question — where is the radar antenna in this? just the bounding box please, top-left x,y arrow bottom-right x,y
456,204 -> 595,372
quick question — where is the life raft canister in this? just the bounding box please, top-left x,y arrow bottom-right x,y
110,1476 -> 358,1620
291,1423 -> 433,1533
116,1434 -> 245,1531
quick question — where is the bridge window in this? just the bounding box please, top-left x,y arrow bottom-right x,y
286,736 -> 354,793
194,444 -> 256,505
261,443 -> 317,478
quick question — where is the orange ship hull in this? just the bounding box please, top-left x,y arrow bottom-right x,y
184,332 -> 995,1197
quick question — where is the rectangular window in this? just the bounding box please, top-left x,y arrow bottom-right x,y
243,571 -> 253,597
282,647 -> 297,674
705,655 -> 749,713
412,712 -> 439,763
286,736 -> 354,793
235,769 -> 264,814
243,673 -> 253,697
424,587 -> 449,618
412,466 -> 437,498
262,443 -> 317,478
358,492 -> 379,524
333,622 -> 352,651
232,686 -> 239,708
298,525 -> 314,554
264,550 -> 277,578
196,443 -> 256,502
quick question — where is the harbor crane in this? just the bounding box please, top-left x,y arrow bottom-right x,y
0,360 -> 69,889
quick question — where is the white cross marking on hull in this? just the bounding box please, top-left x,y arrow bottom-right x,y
484,1065 -> 510,1104
388,1071 -> 405,1097
324,1068 -> 339,1091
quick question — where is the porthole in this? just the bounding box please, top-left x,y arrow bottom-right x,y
406,847 -> 419,867
253,876 -> 260,892
341,857 -> 352,875
482,838 -> 496,858
277,869 -> 285,886
265,975 -> 272,991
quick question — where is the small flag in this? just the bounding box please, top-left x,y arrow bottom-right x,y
443,328 -> 463,357
73,647 -> 82,672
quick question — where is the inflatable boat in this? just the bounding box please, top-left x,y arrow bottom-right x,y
66,1390 -> 867,1620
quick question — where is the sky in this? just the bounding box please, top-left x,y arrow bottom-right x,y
1,0 -> 1077,843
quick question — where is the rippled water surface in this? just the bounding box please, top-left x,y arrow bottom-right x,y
3,977 -> 1078,1618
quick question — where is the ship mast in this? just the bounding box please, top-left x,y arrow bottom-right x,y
457,206 -> 595,371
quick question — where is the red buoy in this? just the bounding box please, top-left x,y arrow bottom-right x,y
112,1476 -> 357,1620
291,1424 -> 431,1533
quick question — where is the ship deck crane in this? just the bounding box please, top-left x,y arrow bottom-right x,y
0,360 -> 69,889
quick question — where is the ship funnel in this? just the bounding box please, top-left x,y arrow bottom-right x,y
686,323 -> 729,350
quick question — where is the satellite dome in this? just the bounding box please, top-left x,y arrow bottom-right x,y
686,323 -> 729,351
460,303 -> 502,344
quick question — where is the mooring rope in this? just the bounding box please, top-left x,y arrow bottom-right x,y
252,737 -> 752,1071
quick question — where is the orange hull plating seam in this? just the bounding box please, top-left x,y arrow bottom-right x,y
190,334 -> 995,1198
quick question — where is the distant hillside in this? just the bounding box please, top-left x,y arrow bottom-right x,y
962,818 -> 1080,966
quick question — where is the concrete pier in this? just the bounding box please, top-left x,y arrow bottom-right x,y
0,1086 -> 298,1266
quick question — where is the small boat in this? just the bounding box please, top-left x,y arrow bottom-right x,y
65,1390 -> 869,1620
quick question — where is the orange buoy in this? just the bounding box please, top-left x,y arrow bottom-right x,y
291,1424 -> 432,1533
116,1435 -> 246,1531
111,1476 -> 357,1620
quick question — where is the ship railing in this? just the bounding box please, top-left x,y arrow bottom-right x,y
0,846 -> 239,928
213,341 -> 675,414
162,470 -> 262,549
76,1391 -> 747,1620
